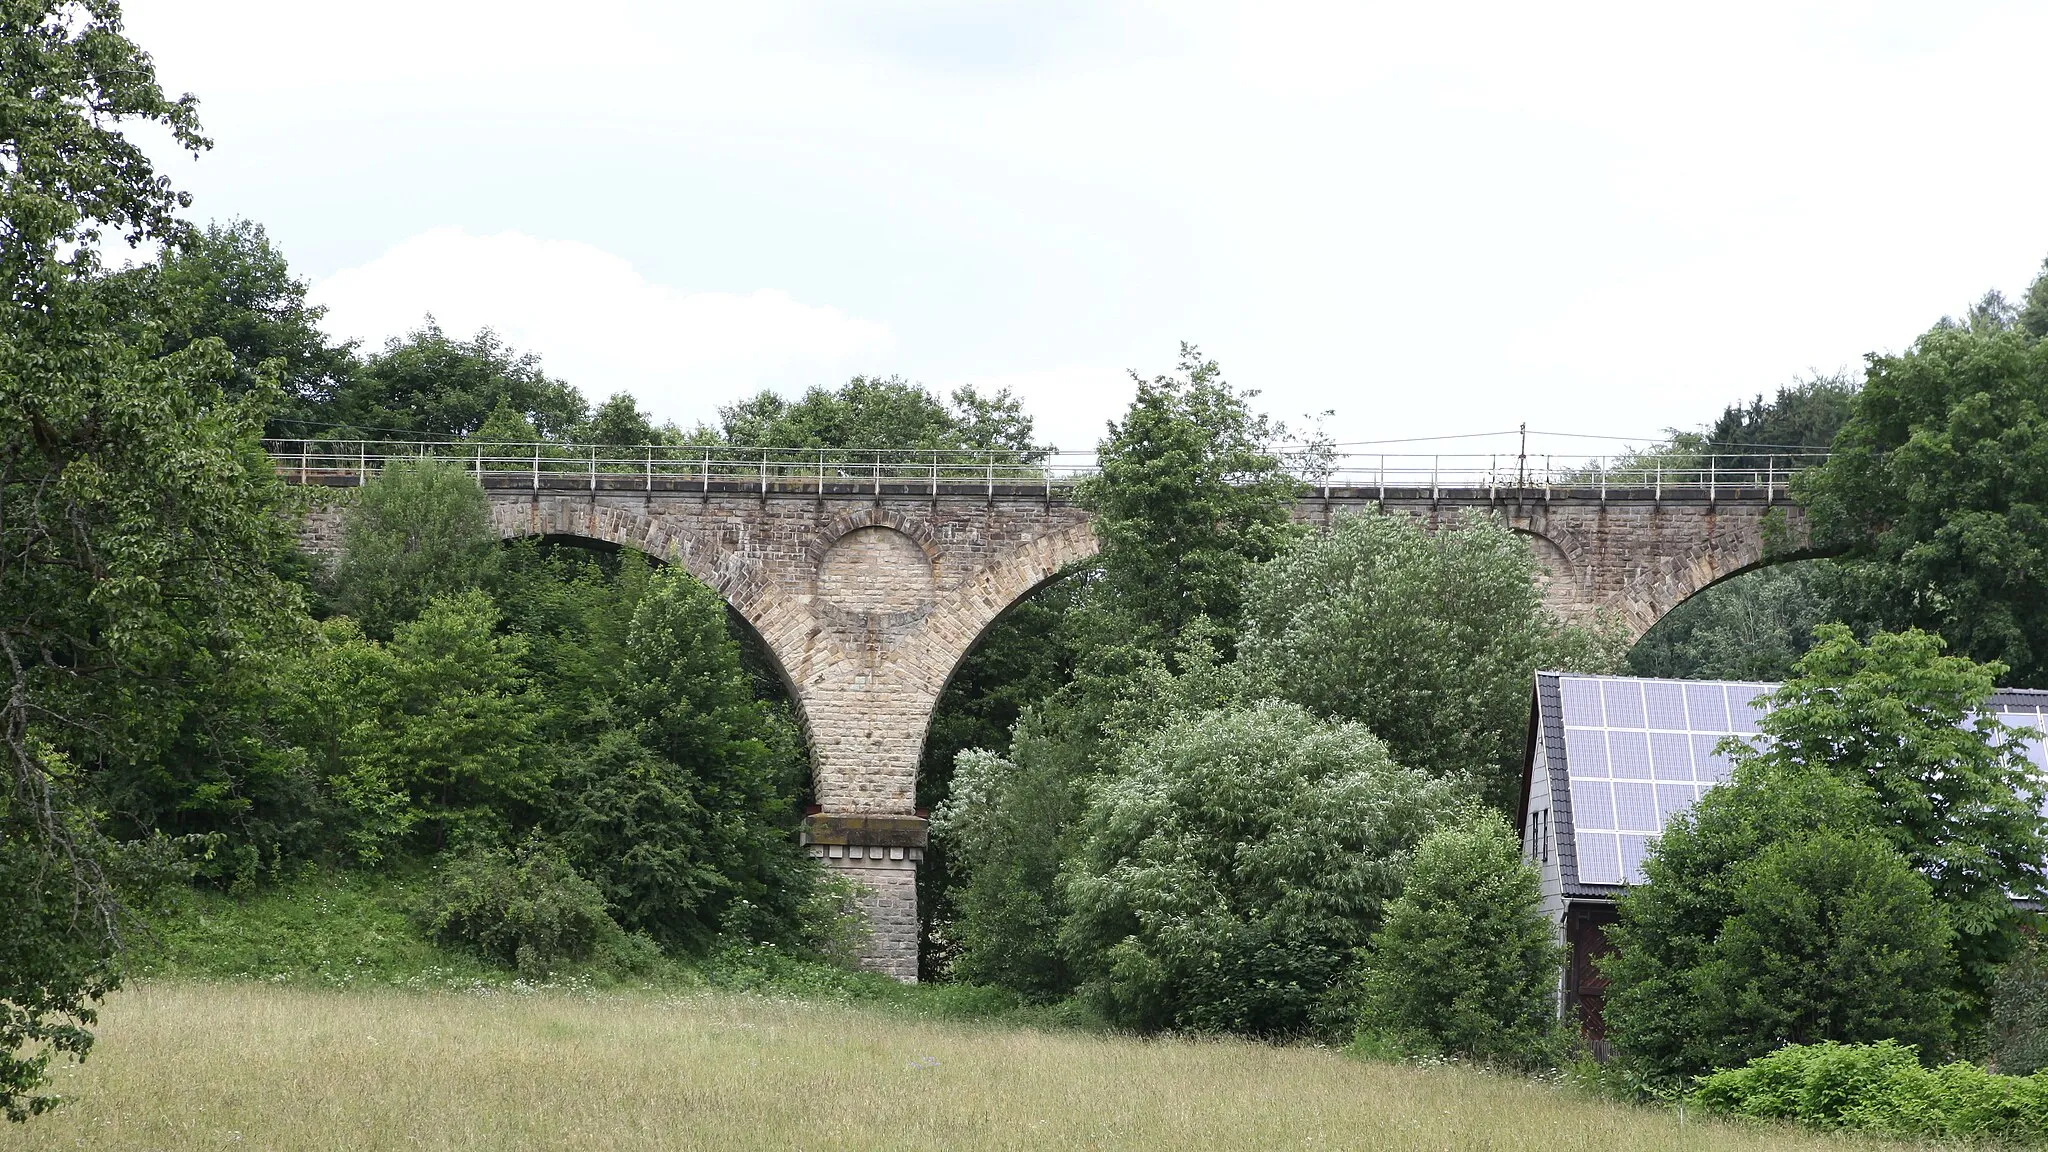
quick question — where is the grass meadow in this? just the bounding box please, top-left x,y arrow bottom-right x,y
1,981 -> 1904,1152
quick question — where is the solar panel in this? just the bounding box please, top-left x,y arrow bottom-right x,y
1558,674 -> 1772,884
1557,677 -> 2048,885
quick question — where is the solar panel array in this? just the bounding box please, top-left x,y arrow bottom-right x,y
1556,675 -> 1770,885
1556,677 -> 2048,885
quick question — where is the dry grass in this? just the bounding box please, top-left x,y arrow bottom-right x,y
3,981 -> 1895,1151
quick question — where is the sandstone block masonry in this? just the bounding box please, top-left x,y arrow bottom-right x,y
296,476 -> 1807,981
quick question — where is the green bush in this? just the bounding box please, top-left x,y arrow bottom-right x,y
1354,810 -> 1566,1066
1059,701 -> 1465,1036
1603,763 -> 1956,1080
330,459 -> 500,638
1995,936 -> 2048,1075
417,836 -> 620,974
552,565 -> 817,951
1696,1040 -> 2048,1141
1241,507 -> 1623,810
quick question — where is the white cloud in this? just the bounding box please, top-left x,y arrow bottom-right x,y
308,229 -> 894,428
958,363 -> 1136,454
133,0 -> 2048,451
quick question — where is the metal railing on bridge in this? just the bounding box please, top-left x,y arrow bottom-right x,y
261,440 -> 1830,502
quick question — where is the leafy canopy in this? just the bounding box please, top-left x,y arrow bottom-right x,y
1242,508 -> 1622,810
1797,310 -> 2048,682
1628,562 -> 1841,683
327,319 -> 587,440
1355,810 -> 1566,1066
0,0 -> 299,1121
712,375 -> 1041,455
94,218 -> 354,427
1602,762 -> 1955,1080
329,459 -> 500,638
1059,700 -> 1465,1036
1737,625 -> 2048,1016
1073,344 -> 1300,650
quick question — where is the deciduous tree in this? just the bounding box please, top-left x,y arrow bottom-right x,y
1796,315 -> 2048,682
1355,810 -> 1565,1066
1603,763 -> 1955,1080
1241,508 -> 1621,810
1734,626 -> 2048,1019
0,0 -> 297,1120
1058,701 -> 1464,1036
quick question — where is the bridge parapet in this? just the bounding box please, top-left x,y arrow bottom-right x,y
263,439 -> 1824,502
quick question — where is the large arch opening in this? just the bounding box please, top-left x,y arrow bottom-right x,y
913,561 -> 1095,980
494,532 -> 818,806
1626,556 -> 1847,681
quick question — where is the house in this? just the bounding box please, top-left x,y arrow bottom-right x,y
1516,671 -> 2048,1050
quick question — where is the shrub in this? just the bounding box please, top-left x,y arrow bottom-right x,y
331,459 -> 499,638
551,566 -> 817,951
1240,507 -> 1623,810
417,836 -> 619,975
1059,701 -> 1465,1036
1995,935 -> 2048,1075
929,744 -> 1086,997
1696,1040 -> 2048,1141
1603,763 -> 1956,1080
1726,625 -> 2048,1024
1354,810 -> 1566,1066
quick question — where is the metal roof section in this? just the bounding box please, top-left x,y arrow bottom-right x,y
1525,672 -> 2048,899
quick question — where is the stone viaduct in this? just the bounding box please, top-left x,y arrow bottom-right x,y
296,471 -> 1808,980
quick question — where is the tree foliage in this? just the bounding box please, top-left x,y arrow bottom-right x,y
327,320 -> 587,440
712,375 -> 1040,455
1354,810 -> 1565,1065
1737,626 -> 2048,1016
928,744 -> 1084,996
1602,762 -> 1955,1080
1242,508 -> 1622,810
1704,372 -> 1859,469
1073,344 -> 1300,650
329,460 -> 499,637
1628,563 -> 1840,682
278,596 -> 543,860
561,565 -> 815,948
96,218 -> 354,427
1797,314 -> 2048,682
0,0 -> 301,1120
1058,701 -> 1464,1036
1991,934 -> 2048,1076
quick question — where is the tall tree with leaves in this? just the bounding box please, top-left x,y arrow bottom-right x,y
326,320 -> 586,440
1731,626 -> 2048,1021
713,375 -> 1042,457
1704,372 -> 1859,470
928,347 -> 1303,986
1241,508 -> 1621,810
329,459 -> 500,638
1602,762 -> 1956,1080
1797,307 -> 2048,683
1073,344 -> 1301,651
95,218 -> 355,430
0,0 -> 299,1120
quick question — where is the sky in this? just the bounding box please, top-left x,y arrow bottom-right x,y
122,0 -> 2048,457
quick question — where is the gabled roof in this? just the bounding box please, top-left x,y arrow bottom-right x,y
1521,672 -> 2048,898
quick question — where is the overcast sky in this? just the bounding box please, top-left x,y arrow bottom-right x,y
123,1 -> 2048,455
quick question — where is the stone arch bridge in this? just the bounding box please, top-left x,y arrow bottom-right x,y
291,455 -> 1811,980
